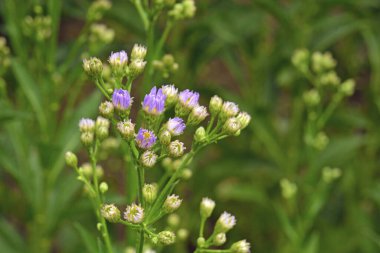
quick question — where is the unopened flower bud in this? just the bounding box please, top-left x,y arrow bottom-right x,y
163,194 -> 182,213
87,0 -> 111,22
322,167 -> 342,183
223,117 -> 241,135
167,213 -> 180,227
112,88 -> 133,112
99,101 -> 114,118
124,203 -> 144,224
181,169 -> 192,180
117,120 -> 135,140
79,118 -> 95,133
230,240 -> 251,253
280,178 -> 297,199
81,132 -> 94,146
99,182 -> 108,193
220,101 -> 239,121
143,184 -> 158,204
194,126 -> 207,143
166,117 -> 186,136
236,112 -> 251,130
159,130 -> 172,145
319,71 -> 340,86
303,89 -> 320,107
200,197 -> 215,218
158,231 -> 176,245
80,163 -> 93,178
96,116 -> 110,140
292,48 -> 309,73
340,79 -> 355,96
131,44 -> 147,61
83,57 -> 103,78
109,51 -> 128,77
162,84 -> 178,106
177,228 -> 188,241
188,105 -> 208,126
312,51 -> 336,73
168,140 -> 186,157
140,150 -> 158,168
101,204 -> 121,223
213,233 -> 226,246
209,95 -> 223,116
65,151 -> 78,168
128,59 -> 146,78
197,237 -> 206,247
215,212 -> 236,233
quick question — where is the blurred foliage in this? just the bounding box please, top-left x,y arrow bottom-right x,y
1,0 -> 380,252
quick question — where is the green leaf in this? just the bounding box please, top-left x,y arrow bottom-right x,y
74,223 -> 98,253
0,218 -> 26,252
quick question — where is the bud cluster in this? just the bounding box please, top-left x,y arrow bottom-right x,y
23,6 -> 52,41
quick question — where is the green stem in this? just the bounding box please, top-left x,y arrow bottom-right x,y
95,78 -> 111,100
137,165 -> 145,206
199,217 -> 206,238
132,0 -> 149,31
315,92 -> 343,131
206,116 -> 215,134
136,229 -> 145,253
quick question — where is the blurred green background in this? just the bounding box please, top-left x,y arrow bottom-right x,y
1,0 -> 380,252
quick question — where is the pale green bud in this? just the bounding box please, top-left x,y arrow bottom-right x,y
65,151 -> 78,168
230,240 -> 251,253
194,127 -> 207,143
200,197 -> 215,219
158,231 -> 176,245
163,194 -> 182,213
101,204 -> 121,223
312,132 -> 329,150
177,228 -> 188,241
140,150 -> 158,168
167,213 -> 180,228
215,212 -> 236,233
213,233 -> 226,246
322,167 -> 342,183
236,112 -> 251,130
83,57 -> 103,78
168,140 -> 186,157
99,182 -> 108,193
131,44 -> 147,61
81,132 -> 94,146
117,120 -> 135,140
96,116 -> 110,140
340,79 -> 355,96
159,130 -> 171,145
280,178 -> 297,199
312,52 -> 336,73
87,0 -> 111,22
223,117 -> 241,135
128,59 -> 146,78
303,89 -> 320,107
209,95 -> 223,116
292,48 -> 309,73
319,71 -> 340,86
143,184 -> 158,204
99,101 -> 114,118
188,106 -> 208,126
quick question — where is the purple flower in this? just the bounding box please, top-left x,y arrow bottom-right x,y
178,89 -> 199,109
167,117 -> 186,136
142,87 -> 166,115
112,89 -> 132,110
136,128 -> 157,149
109,51 -> 128,66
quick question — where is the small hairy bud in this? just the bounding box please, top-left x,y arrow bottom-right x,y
223,117 -> 241,135
131,44 -> 147,61
159,130 -> 172,145
143,184 -> 158,204
140,150 -> 158,168
230,240 -> 251,253
79,118 -> 95,133
117,120 -> 135,140
220,101 -> 239,121
65,151 -> 78,168
209,95 -> 223,116
81,132 -> 94,146
303,89 -> 320,107
168,140 -> 186,157
129,59 -> 146,78
197,237 -> 206,247
83,57 -> 103,78
163,194 -> 182,213
213,233 -> 226,246
96,116 -> 110,140
200,197 -> 215,219
124,203 -> 144,224
292,48 -> 309,73
162,84 -> 178,106
99,101 -> 114,118
101,204 -> 121,223
215,212 -> 236,233
236,112 -> 251,130
158,231 -> 176,245
188,105 -> 208,126
181,169 -> 192,180
194,127 -> 207,143
312,51 -> 336,73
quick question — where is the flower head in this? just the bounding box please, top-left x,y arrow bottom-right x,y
142,86 -> 167,115
101,204 -> 121,223
188,105 -> 208,125
163,194 -> 182,213
131,44 -> 147,61
167,117 -> 186,136
124,203 -> 144,224
136,128 -> 157,149
209,95 -> 223,116
215,212 -> 236,233
220,101 -> 239,119
236,112 -> 251,130
178,89 -> 199,109
162,84 -> 178,105
140,150 -> 158,168
200,197 -> 215,218
112,89 -> 132,111
117,120 -> 135,140
143,184 -> 158,203
230,240 -> 251,253
158,230 -> 176,245
223,117 -> 241,135
109,50 -> 128,66
79,118 -> 95,133
168,140 -> 186,157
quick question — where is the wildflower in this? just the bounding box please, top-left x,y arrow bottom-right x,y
142,87 -> 167,115
79,118 -> 95,133
159,130 -> 171,145
112,88 -> 132,111
109,51 -> 128,75
223,117 -> 241,135
213,233 -> 226,246
81,132 -> 94,146
124,203 -> 144,224
162,84 -> 178,106
99,101 -> 114,118
95,116 -> 110,140
65,151 -> 78,168
188,105 -> 208,126
163,194 -> 182,213
220,101 -> 239,120
157,231 -> 176,245
215,212 -> 236,233
136,128 -> 157,149
236,112 -> 251,130
83,57 -> 103,78
230,240 -> 251,253
280,178 -> 297,199
117,120 -> 135,140
101,204 -> 121,223
200,197 -> 215,218
168,140 -> 186,157
140,150 -> 158,168
166,117 -> 186,136
209,95 -> 223,116
194,127 -> 206,143
143,184 -> 158,203
131,44 -> 147,61
176,89 -> 199,116
129,59 -> 146,78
